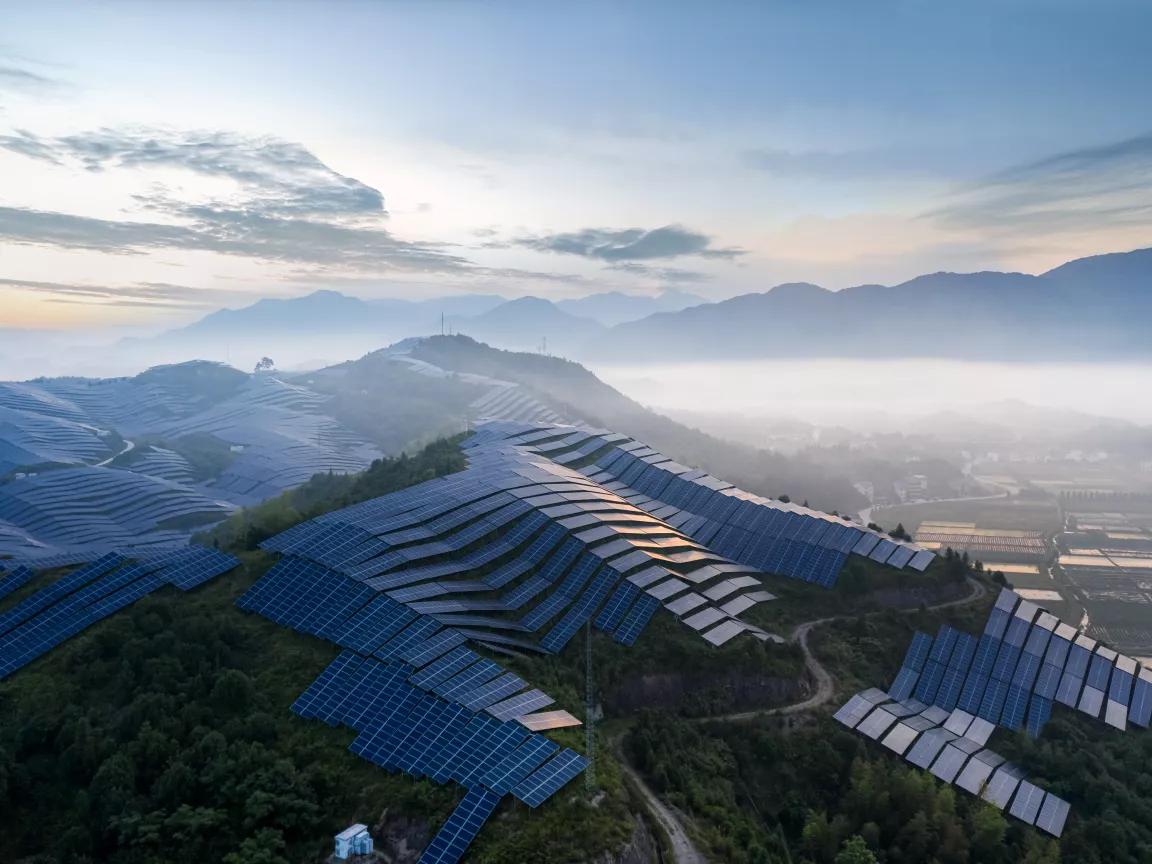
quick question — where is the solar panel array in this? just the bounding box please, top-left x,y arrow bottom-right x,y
387,351 -> 572,427
0,404 -> 113,474
0,467 -> 235,560
232,419 -> 942,862
478,422 -> 934,588
128,446 -> 196,484
836,588 -> 1152,838
0,546 -> 238,679
237,555 -> 588,864
0,564 -> 35,601
0,367 -> 382,561
260,425 -> 799,655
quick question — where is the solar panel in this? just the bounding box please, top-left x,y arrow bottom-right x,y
460,673 -> 527,711
929,737 -> 981,783
1008,780 -> 1046,825
480,735 -> 559,793
1034,793 -> 1071,838
905,728 -> 956,769
614,595 -> 660,646
512,750 -> 589,807
0,566 -> 35,602
517,710 -> 581,731
417,787 -> 502,864
486,689 -> 555,722
955,749 -> 1005,796
435,659 -> 503,701
409,646 -> 480,689
982,764 -> 1026,810
881,715 -> 937,755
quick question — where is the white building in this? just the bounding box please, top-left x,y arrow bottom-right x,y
334,824 -> 373,860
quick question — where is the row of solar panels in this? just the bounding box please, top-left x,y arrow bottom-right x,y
835,588 -> 1152,840
834,688 -> 1070,837
0,547 -> 239,679
238,553 -> 638,724
237,553 -> 590,864
0,467 -> 235,555
888,589 -> 1152,737
469,382 -> 570,426
263,444 -> 773,651
294,650 -> 586,807
492,423 -> 933,585
0,404 -> 112,473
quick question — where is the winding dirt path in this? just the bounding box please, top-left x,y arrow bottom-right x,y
619,758 -> 707,864
700,576 -> 988,723
618,577 -> 989,860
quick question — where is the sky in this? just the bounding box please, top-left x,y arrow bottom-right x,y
1,0 -> 1151,329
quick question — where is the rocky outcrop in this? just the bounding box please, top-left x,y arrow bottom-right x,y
592,815 -> 660,864
370,806 -> 659,863
868,578 -> 969,610
607,670 -> 803,716
372,811 -> 431,864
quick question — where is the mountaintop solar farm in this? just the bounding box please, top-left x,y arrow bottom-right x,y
0,338 -> 1149,864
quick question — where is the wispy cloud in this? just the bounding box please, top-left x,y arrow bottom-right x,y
0,64 -> 63,93
1,128 -> 385,217
514,224 -> 744,261
0,127 -> 484,274
928,133 -> 1152,233
0,276 -> 245,308
0,204 -> 469,272
607,262 -> 710,283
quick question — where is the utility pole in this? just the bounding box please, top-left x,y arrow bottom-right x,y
585,618 -> 596,792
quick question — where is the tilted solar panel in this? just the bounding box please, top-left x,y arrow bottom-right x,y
417,787 -> 502,864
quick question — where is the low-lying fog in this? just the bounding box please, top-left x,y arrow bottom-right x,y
590,359 -> 1152,427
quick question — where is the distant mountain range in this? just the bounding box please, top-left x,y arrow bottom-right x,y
554,288 -> 705,326
590,247 -> 1152,361
114,246 -> 1152,372
113,287 -> 703,373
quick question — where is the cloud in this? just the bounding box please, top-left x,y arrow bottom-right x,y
928,133 -> 1152,233
1,128 -> 384,217
0,276 -> 244,308
607,262 -> 710,283
0,64 -> 62,93
0,205 -> 470,272
515,224 -> 744,261
0,129 -> 62,162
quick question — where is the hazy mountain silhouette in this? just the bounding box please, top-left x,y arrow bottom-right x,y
589,247 -> 1152,361
454,296 -> 606,356
555,288 -> 706,326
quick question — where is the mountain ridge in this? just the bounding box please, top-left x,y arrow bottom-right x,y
590,246 -> 1152,361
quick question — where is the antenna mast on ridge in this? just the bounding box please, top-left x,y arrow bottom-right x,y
585,619 -> 596,792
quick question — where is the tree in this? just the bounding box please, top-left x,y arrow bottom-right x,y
835,836 -> 878,864
254,357 -> 275,373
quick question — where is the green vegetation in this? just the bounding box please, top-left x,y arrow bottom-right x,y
0,437 -> 644,863
624,703 -> 1152,864
201,436 -> 467,551
623,556 -> 1152,864
0,559 -> 455,864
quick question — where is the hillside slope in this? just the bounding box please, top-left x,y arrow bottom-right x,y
405,335 -> 867,512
